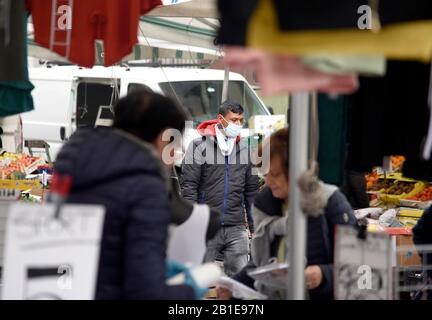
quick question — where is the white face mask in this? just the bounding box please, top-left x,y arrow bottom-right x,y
222,116 -> 243,138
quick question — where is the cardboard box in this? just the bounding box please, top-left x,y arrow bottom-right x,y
396,235 -> 422,267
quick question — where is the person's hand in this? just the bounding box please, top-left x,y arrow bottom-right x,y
304,265 -> 323,290
216,286 -> 232,300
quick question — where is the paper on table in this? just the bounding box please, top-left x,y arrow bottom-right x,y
217,276 -> 267,300
247,262 -> 289,289
167,204 -> 210,267
354,208 -> 383,220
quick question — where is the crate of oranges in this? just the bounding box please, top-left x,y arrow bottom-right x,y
400,185 -> 432,209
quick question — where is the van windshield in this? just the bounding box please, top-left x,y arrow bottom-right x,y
159,80 -> 268,127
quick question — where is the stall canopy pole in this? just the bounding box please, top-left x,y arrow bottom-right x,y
221,66 -> 229,103
287,92 -> 309,300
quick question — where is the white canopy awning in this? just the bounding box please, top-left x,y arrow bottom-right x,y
147,0 -> 218,19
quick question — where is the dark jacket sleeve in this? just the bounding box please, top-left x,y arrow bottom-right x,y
124,175 -> 195,299
413,206 -> 432,275
232,260 -> 257,289
244,163 -> 259,233
180,140 -> 202,203
312,190 -> 357,299
413,205 -> 432,246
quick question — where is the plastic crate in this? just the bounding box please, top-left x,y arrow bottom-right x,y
379,180 -> 425,205
367,177 -> 398,194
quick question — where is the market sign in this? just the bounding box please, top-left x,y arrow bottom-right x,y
1,203 -> 105,300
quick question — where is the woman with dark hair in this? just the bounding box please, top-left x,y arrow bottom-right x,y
54,90 -> 202,299
218,128 -> 357,300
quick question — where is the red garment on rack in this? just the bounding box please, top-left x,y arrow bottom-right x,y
26,0 -> 162,67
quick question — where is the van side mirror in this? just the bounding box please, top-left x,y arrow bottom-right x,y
267,106 -> 275,115
60,126 -> 66,141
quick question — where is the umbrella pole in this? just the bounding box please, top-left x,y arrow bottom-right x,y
287,92 -> 309,300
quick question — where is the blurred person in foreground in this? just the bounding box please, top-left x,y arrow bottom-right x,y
54,90 -> 205,299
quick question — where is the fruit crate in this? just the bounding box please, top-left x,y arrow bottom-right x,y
367,176 -> 399,194
399,199 -> 432,209
379,179 -> 425,205
0,152 -> 45,178
400,185 -> 432,209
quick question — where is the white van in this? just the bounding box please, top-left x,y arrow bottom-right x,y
24,64 -> 271,161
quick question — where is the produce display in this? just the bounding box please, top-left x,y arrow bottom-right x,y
368,174 -> 424,205
406,186 -> 432,201
368,178 -> 395,192
0,152 -> 44,178
386,181 -> 416,195
366,171 -> 379,188
363,156 -> 428,233
391,155 -> 405,171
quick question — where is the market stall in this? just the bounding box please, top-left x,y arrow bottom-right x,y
349,155 -> 432,298
0,151 -> 51,203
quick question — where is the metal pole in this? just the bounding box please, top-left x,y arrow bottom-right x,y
221,66 -> 229,103
287,92 -> 309,300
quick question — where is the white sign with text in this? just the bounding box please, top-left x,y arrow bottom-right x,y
1,203 -> 105,300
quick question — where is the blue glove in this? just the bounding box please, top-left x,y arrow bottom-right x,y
165,259 -> 208,299
165,259 -> 188,279
184,268 -> 209,300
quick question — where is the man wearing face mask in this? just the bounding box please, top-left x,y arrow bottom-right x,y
181,100 -> 259,277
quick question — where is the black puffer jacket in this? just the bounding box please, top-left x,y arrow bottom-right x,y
180,120 -> 259,230
413,206 -> 432,283
54,127 -> 195,299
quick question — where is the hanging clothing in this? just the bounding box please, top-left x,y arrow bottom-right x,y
317,94 -> 348,186
218,0 -> 432,62
269,0 -> 432,30
0,81 -> 34,117
27,0 -> 162,68
0,0 -> 34,117
224,46 -> 359,95
0,0 -> 26,81
302,55 -> 387,76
